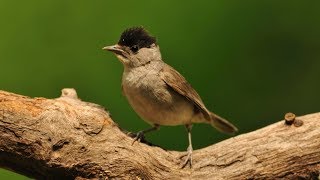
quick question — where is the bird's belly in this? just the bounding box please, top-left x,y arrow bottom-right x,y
122,77 -> 194,126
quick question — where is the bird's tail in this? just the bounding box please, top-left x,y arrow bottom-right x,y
210,112 -> 238,134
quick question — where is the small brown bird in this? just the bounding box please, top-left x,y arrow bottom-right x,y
103,27 -> 238,168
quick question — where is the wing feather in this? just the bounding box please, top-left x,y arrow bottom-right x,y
160,64 -> 211,120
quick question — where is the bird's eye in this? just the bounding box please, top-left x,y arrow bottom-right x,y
131,45 -> 139,53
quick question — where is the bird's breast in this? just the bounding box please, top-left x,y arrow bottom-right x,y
122,67 -> 170,106
121,67 -> 194,126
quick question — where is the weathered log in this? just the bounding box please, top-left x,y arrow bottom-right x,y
0,89 -> 319,179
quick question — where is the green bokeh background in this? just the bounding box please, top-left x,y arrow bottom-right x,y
0,0 -> 319,178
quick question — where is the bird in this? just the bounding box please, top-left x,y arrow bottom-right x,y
103,27 -> 238,168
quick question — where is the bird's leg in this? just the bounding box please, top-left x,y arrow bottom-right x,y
181,124 -> 193,168
132,124 -> 160,145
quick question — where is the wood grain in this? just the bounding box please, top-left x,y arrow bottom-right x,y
0,89 -> 319,179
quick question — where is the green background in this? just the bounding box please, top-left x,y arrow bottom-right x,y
0,0 -> 319,178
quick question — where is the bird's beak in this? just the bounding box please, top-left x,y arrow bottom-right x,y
102,44 -> 124,56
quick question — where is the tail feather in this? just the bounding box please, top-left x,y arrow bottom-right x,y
210,112 -> 238,134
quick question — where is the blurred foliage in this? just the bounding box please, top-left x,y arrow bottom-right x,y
0,169 -> 26,180
0,0 -> 319,178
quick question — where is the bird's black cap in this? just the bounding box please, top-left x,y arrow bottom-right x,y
118,27 -> 156,51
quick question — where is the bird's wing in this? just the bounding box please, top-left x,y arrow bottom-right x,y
160,64 -> 211,121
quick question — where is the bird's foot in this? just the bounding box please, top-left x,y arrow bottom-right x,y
132,131 -> 145,145
181,145 -> 193,168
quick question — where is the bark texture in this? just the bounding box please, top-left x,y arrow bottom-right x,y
0,89 -> 319,179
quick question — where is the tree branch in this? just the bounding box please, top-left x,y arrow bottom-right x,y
0,89 -> 319,179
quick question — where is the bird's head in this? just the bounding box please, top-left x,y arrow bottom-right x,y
103,27 -> 162,68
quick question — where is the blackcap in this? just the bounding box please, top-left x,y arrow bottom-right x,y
103,27 -> 238,168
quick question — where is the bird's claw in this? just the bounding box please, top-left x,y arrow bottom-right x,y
132,131 -> 145,145
181,145 -> 193,168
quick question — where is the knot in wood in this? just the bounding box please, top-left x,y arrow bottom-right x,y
284,112 -> 296,125
61,88 -> 78,99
